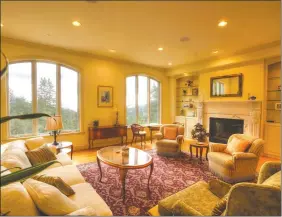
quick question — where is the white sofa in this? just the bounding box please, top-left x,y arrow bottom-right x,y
0,139 -> 113,216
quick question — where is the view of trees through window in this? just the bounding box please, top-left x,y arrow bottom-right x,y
8,61 -> 79,137
126,75 -> 160,125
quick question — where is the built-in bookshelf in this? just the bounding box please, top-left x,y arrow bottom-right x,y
176,75 -> 199,116
266,62 -> 281,124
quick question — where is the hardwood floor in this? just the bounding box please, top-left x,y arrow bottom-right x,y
72,139 -> 280,173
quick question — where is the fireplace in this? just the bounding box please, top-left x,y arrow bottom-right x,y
209,117 -> 244,143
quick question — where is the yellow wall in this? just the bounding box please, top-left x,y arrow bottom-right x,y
198,63 -> 265,101
1,38 -> 172,150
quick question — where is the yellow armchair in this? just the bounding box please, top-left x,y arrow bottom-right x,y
155,124 -> 184,157
208,134 -> 265,183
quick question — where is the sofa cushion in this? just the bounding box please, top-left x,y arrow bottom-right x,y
156,139 -> 179,147
1,182 -> 40,216
1,149 -> 32,171
32,174 -> 75,196
224,136 -> 251,155
25,145 -> 57,166
56,152 -> 73,166
208,152 -> 234,169
23,179 -> 79,216
164,127 -> 177,140
67,206 -> 97,216
69,183 -> 113,216
38,165 -> 85,186
25,137 -> 45,150
158,181 -> 220,216
262,171 -> 281,188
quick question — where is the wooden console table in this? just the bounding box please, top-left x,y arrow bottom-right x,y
88,125 -> 127,149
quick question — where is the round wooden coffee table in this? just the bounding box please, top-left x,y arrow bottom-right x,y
96,146 -> 153,201
190,142 -> 209,163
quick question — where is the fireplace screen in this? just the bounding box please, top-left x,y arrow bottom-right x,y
209,117 -> 244,143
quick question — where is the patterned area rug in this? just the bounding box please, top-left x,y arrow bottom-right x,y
77,150 -> 216,216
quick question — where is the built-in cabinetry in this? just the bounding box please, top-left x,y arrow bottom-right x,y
264,61 -> 281,158
176,76 -> 199,116
175,76 -> 200,138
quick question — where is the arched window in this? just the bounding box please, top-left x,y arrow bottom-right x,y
126,75 -> 160,125
8,61 -> 80,137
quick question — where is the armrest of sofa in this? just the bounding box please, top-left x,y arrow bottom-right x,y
155,132 -> 164,140
171,200 -> 203,216
257,161 -> 281,184
209,143 -> 227,152
232,152 -> 257,160
67,206 -> 97,216
226,183 -> 281,216
208,179 -> 232,198
176,135 -> 184,144
232,152 -> 258,171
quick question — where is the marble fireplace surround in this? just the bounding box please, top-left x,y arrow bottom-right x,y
197,101 -> 262,138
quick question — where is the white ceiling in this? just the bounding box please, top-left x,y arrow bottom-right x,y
1,1 -> 280,68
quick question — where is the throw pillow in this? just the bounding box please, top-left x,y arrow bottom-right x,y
25,137 -> 45,150
164,127 -> 177,140
23,179 -> 79,216
1,182 -> 40,216
224,136 -> 251,155
32,174 -> 75,196
262,171 -> 281,188
211,195 -> 228,216
25,145 -> 57,166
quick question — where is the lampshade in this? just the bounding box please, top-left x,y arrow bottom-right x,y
45,115 -> 63,131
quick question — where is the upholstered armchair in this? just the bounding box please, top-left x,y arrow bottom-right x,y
208,134 -> 265,183
155,124 -> 184,157
148,161 -> 281,216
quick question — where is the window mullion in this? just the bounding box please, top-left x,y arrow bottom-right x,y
136,75 -> 138,124
32,61 -> 37,135
57,65 -> 61,115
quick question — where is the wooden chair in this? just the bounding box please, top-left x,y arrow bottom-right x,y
130,124 -> 146,148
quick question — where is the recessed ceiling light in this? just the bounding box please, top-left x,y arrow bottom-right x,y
158,47 -> 164,51
218,20 -> 227,27
72,21 -> 81,27
180,36 -> 190,42
168,62 -> 172,66
109,49 -> 116,53
212,50 -> 219,54
0,23 -> 3,27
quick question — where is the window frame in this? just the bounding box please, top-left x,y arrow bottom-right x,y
125,75 -> 161,125
7,60 -> 81,138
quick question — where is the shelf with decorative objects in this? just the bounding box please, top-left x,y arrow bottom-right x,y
266,61 -> 281,124
176,75 -> 199,117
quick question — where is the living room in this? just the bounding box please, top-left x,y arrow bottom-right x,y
0,1 -> 281,216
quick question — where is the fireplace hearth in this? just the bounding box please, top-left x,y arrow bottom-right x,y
209,117 -> 244,143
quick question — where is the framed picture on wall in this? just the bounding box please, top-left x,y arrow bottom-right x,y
97,86 -> 113,107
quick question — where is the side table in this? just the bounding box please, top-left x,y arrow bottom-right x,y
46,141 -> 73,159
190,142 -> 209,163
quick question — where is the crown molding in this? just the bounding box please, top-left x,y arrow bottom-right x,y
166,40 -> 281,77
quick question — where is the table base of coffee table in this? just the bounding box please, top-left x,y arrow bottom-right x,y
97,156 -> 154,202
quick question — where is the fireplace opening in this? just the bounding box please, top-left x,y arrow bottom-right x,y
209,117 -> 244,143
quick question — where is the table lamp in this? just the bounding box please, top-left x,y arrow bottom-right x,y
45,115 -> 63,146
113,106 -> 120,126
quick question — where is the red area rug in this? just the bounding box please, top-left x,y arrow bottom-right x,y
77,150 -> 216,216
